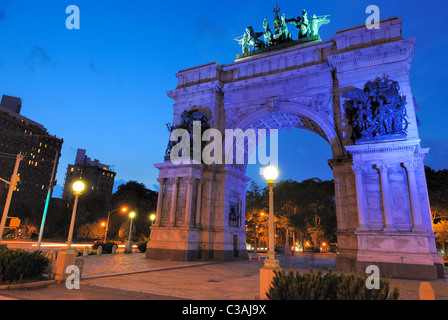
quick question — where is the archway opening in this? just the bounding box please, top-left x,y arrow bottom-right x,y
239,111 -> 338,263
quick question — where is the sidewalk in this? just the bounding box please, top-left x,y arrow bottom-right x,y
1,252 -> 447,300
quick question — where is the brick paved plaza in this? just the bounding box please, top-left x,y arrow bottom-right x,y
1,252 -> 447,300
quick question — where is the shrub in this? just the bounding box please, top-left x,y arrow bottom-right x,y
266,268 -> 399,300
137,241 -> 147,253
91,241 -> 117,254
0,248 -> 49,283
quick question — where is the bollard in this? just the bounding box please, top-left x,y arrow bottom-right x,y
83,246 -> 89,257
44,250 -> 56,279
97,245 -> 103,255
419,282 -> 435,300
111,244 -> 117,254
249,254 -> 252,262
124,241 -> 133,254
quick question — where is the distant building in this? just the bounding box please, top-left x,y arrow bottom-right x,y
0,95 -> 63,204
62,149 -> 116,201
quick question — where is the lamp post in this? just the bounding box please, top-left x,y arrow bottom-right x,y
149,213 -> 156,225
124,211 -> 135,253
67,180 -> 85,248
149,213 -> 156,240
37,148 -> 59,250
128,211 -> 135,242
54,180 -> 84,283
262,165 -> 280,268
104,206 -> 127,243
0,154 -> 24,244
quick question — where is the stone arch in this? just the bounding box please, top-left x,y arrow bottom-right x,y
226,101 -> 344,173
146,17 -> 443,280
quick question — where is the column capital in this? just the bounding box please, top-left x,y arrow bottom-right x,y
401,161 -> 419,171
351,165 -> 363,174
157,177 -> 166,184
184,176 -> 196,184
374,163 -> 389,173
168,177 -> 180,184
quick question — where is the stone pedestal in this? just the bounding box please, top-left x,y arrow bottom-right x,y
355,230 -> 440,280
345,140 -> 443,279
124,241 -> 133,254
259,259 -> 281,300
146,161 -> 249,261
54,247 -> 77,283
146,226 -> 200,260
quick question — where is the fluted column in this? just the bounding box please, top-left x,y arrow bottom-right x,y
169,177 -> 180,226
195,181 -> 202,228
402,161 -> 426,232
155,178 -> 165,227
376,164 -> 396,232
351,165 -> 369,231
184,177 -> 196,227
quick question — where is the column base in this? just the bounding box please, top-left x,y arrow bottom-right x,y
355,230 -> 444,280
412,225 -> 427,232
355,260 -> 440,280
382,225 -> 397,232
54,247 -> 77,283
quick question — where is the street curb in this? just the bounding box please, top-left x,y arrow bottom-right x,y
81,261 -> 224,280
0,280 -> 56,290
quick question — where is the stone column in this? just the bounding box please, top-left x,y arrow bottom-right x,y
169,177 -> 180,226
376,164 -> 396,232
204,177 -> 215,229
154,178 -> 165,227
351,165 -> 369,231
184,177 -> 196,227
195,181 -> 202,228
402,161 -> 426,232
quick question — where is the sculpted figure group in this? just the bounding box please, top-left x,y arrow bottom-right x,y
235,5 -> 329,53
343,76 -> 409,142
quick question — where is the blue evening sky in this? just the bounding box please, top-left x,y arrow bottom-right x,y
0,0 -> 447,194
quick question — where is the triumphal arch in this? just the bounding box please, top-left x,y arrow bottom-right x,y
146,7 -> 443,280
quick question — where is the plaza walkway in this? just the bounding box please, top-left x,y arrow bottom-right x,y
0,252 -> 447,300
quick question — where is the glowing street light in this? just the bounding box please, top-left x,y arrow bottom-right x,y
54,179 -> 85,282
149,213 -> 156,241
263,165 -> 279,181
67,180 -> 85,248
262,165 -> 280,268
125,211 -> 136,254
128,211 -> 136,242
104,206 -> 128,243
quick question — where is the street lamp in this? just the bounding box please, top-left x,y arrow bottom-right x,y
124,211 -> 135,254
54,179 -> 84,282
128,211 -> 135,241
67,180 -> 85,248
103,206 -> 127,242
262,165 -> 280,268
149,213 -> 156,240
149,213 -> 156,225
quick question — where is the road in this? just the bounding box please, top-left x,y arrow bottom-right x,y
0,240 -> 137,253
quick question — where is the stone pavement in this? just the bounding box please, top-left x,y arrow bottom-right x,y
0,252 -> 447,300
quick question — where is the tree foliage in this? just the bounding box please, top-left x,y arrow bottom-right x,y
245,178 -> 336,250
425,166 -> 448,221
108,181 -> 158,241
425,166 -> 448,257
